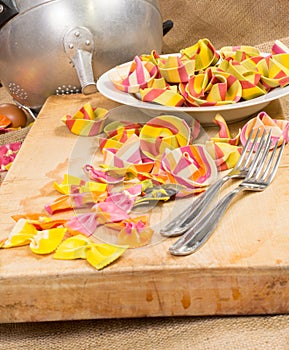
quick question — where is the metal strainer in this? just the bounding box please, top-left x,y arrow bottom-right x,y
0,0 -> 164,110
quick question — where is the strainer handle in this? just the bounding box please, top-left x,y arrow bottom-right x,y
63,26 -> 97,95
72,49 -> 97,95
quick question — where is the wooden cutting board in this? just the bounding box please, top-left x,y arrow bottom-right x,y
1,92 -> 289,323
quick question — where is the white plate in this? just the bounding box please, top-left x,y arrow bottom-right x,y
96,58 -> 289,125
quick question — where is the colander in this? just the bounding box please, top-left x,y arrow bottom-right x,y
0,0 -> 164,110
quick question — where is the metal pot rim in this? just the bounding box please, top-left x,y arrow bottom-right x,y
14,0 -> 161,14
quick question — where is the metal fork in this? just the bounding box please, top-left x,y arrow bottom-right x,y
160,128 -> 265,237
169,136 -> 285,256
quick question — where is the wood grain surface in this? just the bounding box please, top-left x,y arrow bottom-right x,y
1,92 -> 289,323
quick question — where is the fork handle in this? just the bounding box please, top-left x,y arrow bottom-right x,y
169,187 -> 243,256
160,177 -> 226,237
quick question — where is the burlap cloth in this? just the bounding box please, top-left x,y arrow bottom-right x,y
0,91 -> 32,183
1,2 -> 289,349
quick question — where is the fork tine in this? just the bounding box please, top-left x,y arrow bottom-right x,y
238,128 -> 269,172
245,129 -> 272,179
235,128 -> 260,171
235,128 -> 255,167
239,128 -> 260,169
262,139 -> 285,184
256,138 -> 278,181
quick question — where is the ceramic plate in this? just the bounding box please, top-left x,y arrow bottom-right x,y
96,57 -> 289,125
